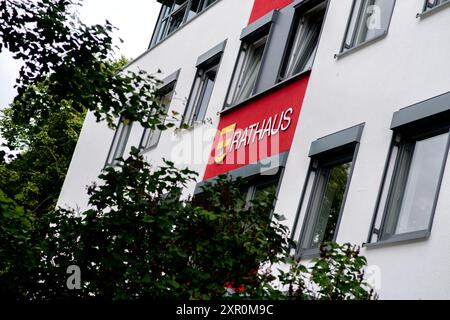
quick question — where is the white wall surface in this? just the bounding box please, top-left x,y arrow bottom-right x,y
279,0 -> 450,299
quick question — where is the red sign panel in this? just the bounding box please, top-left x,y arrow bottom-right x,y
203,75 -> 310,180
248,0 -> 294,24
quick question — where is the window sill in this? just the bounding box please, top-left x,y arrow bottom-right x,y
221,69 -> 311,115
417,1 -> 450,19
334,31 -> 388,60
363,230 -> 430,249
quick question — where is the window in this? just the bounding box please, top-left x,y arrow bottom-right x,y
105,117 -> 133,166
139,83 -> 176,151
423,0 -> 450,12
297,147 -> 355,255
279,1 -> 327,80
244,174 -> 281,216
182,60 -> 219,127
226,34 -> 268,107
151,0 -> 218,46
293,124 -> 364,257
341,0 -> 395,53
369,127 -> 450,244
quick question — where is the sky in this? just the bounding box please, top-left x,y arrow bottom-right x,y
0,0 -> 161,108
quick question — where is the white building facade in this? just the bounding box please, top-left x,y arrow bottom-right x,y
58,0 -> 450,299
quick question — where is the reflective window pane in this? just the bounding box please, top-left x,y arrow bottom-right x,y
183,61 -> 219,126
342,0 -> 395,52
395,133 -> 448,234
304,161 -> 352,249
232,37 -> 267,104
167,6 -> 186,35
281,3 -> 326,79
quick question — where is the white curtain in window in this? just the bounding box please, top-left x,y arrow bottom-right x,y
234,41 -> 265,103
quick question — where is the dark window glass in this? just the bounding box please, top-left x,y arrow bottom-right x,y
301,160 -> 352,250
252,180 -> 279,204
167,5 -> 187,35
245,175 -> 281,216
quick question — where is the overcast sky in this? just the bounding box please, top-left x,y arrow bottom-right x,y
0,0 -> 161,108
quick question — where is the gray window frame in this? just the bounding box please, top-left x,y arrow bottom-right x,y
105,116 -> 133,167
182,41 -> 226,127
223,10 -> 277,110
418,0 -> 450,18
224,35 -> 269,108
244,171 -> 283,217
367,119 -> 450,248
139,85 -> 175,152
423,0 -> 450,12
182,64 -> 218,126
337,0 -> 396,58
278,0 -> 327,81
139,71 -> 179,153
292,124 -> 365,258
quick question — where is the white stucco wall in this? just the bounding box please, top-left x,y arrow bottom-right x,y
278,0 -> 450,299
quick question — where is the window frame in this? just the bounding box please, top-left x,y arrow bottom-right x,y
278,0 -> 327,82
224,33 -> 269,109
182,55 -> 222,127
338,0 -> 396,57
223,11 -> 276,110
291,124 -> 365,258
423,0 -> 450,12
139,79 -> 177,153
367,122 -> 450,246
105,116 -> 133,167
244,172 -> 282,211
296,144 -> 359,258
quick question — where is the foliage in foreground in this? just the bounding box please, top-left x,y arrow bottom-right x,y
0,149 -> 376,300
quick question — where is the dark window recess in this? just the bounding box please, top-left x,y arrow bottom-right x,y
279,1 -> 326,80
341,0 -> 395,53
226,34 -> 268,107
152,0 -> 218,46
369,126 -> 450,244
105,117 -> 133,167
244,174 -> 281,216
139,84 -> 176,151
424,0 -> 450,12
182,59 -> 220,127
297,145 -> 356,256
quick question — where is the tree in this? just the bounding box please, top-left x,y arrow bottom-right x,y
0,0 -> 168,129
7,148 -> 373,300
0,58 -> 128,217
